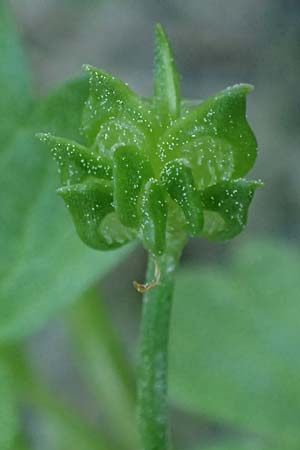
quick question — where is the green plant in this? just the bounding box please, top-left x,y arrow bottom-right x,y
10,3 -> 300,450
37,23 -> 260,450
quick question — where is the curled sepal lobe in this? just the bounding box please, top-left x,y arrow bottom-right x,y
58,180 -> 124,250
201,179 -> 262,240
158,84 -> 257,180
37,133 -> 112,184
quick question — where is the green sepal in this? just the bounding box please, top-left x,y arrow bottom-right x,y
57,180 -> 121,250
113,145 -> 154,229
201,179 -> 262,240
82,65 -> 153,145
157,84 -> 257,180
154,24 -> 180,119
160,158 -> 203,236
37,133 -> 112,185
140,178 -> 167,256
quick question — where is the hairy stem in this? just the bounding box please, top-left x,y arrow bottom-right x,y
137,242 -> 184,450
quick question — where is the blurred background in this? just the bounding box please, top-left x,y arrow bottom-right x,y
4,0 -> 300,449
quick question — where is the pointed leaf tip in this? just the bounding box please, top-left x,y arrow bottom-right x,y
154,22 -> 180,118
155,23 -> 167,39
36,132 -> 51,142
82,63 -> 93,73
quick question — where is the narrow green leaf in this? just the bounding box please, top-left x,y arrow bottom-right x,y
69,289 -> 138,450
113,145 -> 153,228
154,24 -> 180,118
191,439 -> 274,450
33,77 -> 89,140
37,133 -> 113,184
0,362 -> 18,449
157,84 -> 257,181
201,179 -> 262,240
140,178 -> 167,256
82,65 -> 154,145
161,158 -> 203,235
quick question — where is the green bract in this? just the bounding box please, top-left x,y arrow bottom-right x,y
38,24 -> 261,256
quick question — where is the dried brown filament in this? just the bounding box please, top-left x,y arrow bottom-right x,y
133,258 -> 161,293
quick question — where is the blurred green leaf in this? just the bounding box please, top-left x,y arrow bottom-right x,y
0,362 -> 18,450
0,78 -> 130,342
0,1 -> 32,142
191,439 -> 272,450
170,238 -> 300,449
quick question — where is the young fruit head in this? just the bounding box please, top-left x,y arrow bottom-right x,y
38,24 -> 261,257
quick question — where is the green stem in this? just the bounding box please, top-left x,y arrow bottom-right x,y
137,242 -> 184,450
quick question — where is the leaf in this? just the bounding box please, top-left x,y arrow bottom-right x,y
140,178 -> 167,256
113,145 -> 153,228
33,77 -> 89,139
191,438 -> 273,450
201,179 -> 262,240
82,65 -> 155,145
157,84 -> 257,181
161,159 -> 203,235
0,1 -> 32,143
154,24 -> 180,119
170,238 -> 300,449
0,78 -> 129,342
0,362 -> 18,450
